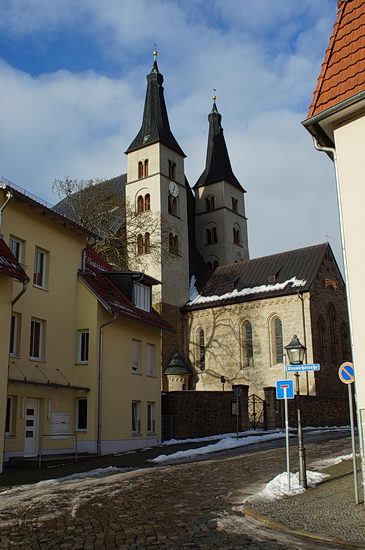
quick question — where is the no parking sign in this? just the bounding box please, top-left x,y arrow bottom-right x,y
338,362 -> 355,384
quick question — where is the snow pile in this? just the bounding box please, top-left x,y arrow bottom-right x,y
150,432 -> 289,463
256,470 -> 330,500
161,428 -> 276,447
313,453 -> 356,470
188,275 -> 306,306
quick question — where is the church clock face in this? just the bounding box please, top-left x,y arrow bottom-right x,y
169,181 -> 179,197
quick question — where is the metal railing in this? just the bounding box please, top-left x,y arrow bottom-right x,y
38,432 -> 78,469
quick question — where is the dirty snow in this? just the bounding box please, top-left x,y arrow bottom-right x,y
254,470 -> 330,500
312,453 -> 357,470
188,274 -> 306,306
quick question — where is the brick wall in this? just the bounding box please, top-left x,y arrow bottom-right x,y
161,386 -> 249,440
264,387 -> 351,429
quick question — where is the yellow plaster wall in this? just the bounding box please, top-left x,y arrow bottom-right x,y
0,276 -> 13,471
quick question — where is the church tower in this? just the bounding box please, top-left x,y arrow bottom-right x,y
194,98 -> 249,267
125,52 -> 190,382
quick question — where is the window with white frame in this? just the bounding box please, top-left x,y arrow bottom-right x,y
9,236 -> 23,262
77,330 -> 89,363
29,318 -> 44,360
132,339 -> 141,373
5,396 -> 15,435
76,398 -> 87,431
146,343 -> 155,376
133,283 -> 151,312
33,247 -> 48,288
132,401 -> 141,434
147,402 -> 156,434
10,312 -> 20,357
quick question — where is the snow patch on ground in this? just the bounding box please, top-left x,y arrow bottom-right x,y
255,470 -> 330,500
312,453 -> 356,470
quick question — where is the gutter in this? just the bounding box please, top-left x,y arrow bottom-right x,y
312,136 -> 365,504
97,312 -> 117,456
0,187 -> 13,230
12,279 -> 28,306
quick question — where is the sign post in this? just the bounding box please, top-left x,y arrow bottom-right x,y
276,379 -> 295,491
339,362 -> 359,505
234,387 -> 242,439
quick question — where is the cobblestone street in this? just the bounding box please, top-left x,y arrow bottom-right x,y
0,435 -> 352,550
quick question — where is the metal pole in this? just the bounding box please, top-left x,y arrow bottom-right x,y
284,388 -> 291,492
236,394 -> 239,439
348,383 -> 359,504
295,373 -> 307,488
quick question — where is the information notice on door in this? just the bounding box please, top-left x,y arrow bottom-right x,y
51,412 -> 70,439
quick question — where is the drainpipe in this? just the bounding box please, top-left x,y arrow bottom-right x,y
0,188 -> 13,230
313,137 -> 365,502
97,313 -> 117,456
11,280 -> 28,306
297,292 -> 309,394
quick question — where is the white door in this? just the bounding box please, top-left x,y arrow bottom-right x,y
24,399 -> 39,457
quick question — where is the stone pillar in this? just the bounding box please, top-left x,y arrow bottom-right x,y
264,387 -> 283,430
232,384 -> 249,431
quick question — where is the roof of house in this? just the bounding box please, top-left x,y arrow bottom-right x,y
79,247 -> 174,332
185,243 -> 333,311
307,0 -> 365,119
194,102 -> 244,191
125,59 -> 185,157
0,239 -> 29,282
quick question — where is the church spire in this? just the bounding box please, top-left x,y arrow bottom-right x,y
194,97 -> 243,190
126,52 -> 185,157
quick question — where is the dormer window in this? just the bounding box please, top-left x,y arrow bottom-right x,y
133,283 -> 151,312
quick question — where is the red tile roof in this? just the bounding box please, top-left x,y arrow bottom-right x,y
0,239 -> 29,282
80,248 -> 174,332
307,0 -> 365,118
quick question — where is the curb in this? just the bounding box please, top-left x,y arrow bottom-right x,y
242,507 -> 365,549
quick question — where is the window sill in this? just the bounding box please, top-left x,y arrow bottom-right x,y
146,374 -> 156,378
132,370 -> 142,375
168,212 -> 181,219
75,429 -> 87,433
76,362 -> 89,366
147,432 -> 157,436
29,357 -> 46,362
131,432 -> 141,436
5,434 -> 16,439
33,284 -> 48,291
9,354 -> 20,359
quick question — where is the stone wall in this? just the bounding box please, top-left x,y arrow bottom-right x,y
161,385 -> 249,440
264,387 -> 351,429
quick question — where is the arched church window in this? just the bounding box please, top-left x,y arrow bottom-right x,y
137,234 -> 144,255
232,197 -> 238,212
198,329 -> 205,370
169,233 -> 174,253
241,320 -> 253,367
270,316 -> 283,364
168,160 -> 176,180
138,162 -> 143,179
317,316 -> 326,364
144,193 -> 150,211
328,304 -> 337,363
212,226 -> 217,243
174,235 -> 179,255
233,226 -> 241,245
137,195 -> 144,213
145,232 -> 151,254
205,197 -> 210,211
144,159 -> 149,177
168,195 -> 178,216
213,260 -> 219,268
206,228 -> 212,245
205,195 -> 215,211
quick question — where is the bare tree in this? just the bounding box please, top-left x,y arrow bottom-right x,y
53,176 -> 174,271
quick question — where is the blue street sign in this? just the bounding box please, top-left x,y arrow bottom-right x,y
286,363 -> 320,372
339,362 -> 355,384
276,379 -> 295,399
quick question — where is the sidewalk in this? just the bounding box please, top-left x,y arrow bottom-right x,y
243,459 -> 365,548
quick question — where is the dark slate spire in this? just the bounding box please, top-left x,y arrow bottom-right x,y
194,99 -> 244,190
126,52 -> 185,157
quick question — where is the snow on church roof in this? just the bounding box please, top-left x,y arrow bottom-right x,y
185,243 -> 332,310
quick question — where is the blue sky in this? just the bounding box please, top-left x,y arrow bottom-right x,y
0,0 -> 341,261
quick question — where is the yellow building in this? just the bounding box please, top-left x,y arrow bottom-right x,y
0,180 -> 169,468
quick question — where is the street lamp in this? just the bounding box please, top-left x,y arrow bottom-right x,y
220,376 -> 226,391
285,335 -> 307,489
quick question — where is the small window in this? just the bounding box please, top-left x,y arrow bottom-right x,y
9,237 -> 23,262
77,330 -> 89,363
168,160 -> 176,180
232,198 -> 238,212
213,260 -> 219,268
76,399 -> 87,431
198,329 -> 205,370
29,318 -> 44,360
137,234 -> 144,255
212,227 -> 217,243
206,228 -> 212,245
242,320 -> 253,367
147,402 -> 156,433
5,396 -> 15,435
138,162 -> 143,179
137,195 -> 144,213
144,193 -> 150,211
169,233 -> 179,255
233,227 -> 241,245
132,339 -> 142,373
144,232 -> 151,254
134,283 -> 151,312
271,316 -> 283,365
132,401 -> 141,434
168,195 -> 178,216
144,159 -> 149,177
205,196 -> 215,211
33,248 -> 48,288
147,343 -> 155,376
10,313 -> 20,357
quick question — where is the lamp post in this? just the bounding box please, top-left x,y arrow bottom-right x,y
285,335 -> 307,489
220,376 -> 226,391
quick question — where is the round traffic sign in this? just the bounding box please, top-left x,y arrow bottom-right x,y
338,362 -> 355,384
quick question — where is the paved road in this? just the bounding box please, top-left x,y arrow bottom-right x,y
0,432 -> 352,549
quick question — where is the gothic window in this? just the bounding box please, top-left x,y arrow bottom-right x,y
144,159 -> 149,177
328,304 -> 337,363
241,320 -> 253,367
144,232 -> 151,254
341,323 -> 350,362
317,316 -> 326,364
198,329 -> 205,370
270,316 -> 283,364
144,193 -> 150,211
137,195 -> 144,213
137,234 -> 144,255
138,162 -> 143,179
